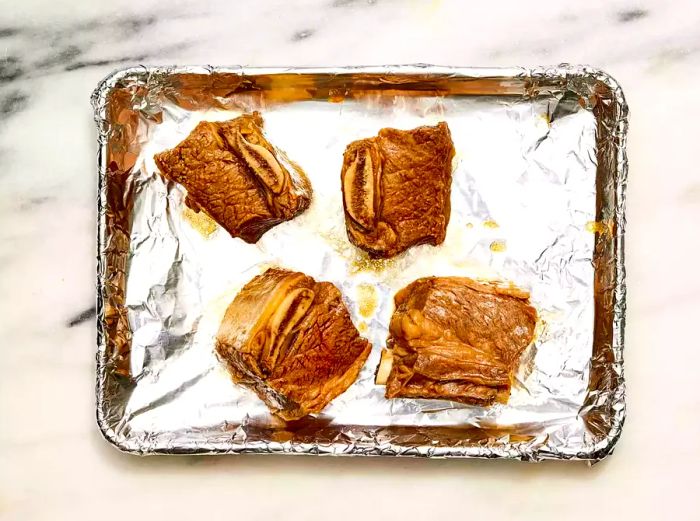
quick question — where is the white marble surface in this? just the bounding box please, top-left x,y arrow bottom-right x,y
1,0 -> 699,519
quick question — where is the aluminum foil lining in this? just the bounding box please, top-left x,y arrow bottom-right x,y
92,65 -> 627,461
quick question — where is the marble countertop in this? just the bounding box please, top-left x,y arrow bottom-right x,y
1,0 -> 699,519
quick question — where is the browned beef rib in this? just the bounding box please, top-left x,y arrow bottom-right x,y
216,268 -> 372,420
154,112 -> 311,243
340,122 -> 455,258
376,277 -> 537,406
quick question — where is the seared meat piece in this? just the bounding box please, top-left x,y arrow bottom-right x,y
376,277 -> 536,406
216,268 -> 372,421
154,112 -> 311,243
340,122 -> 455,258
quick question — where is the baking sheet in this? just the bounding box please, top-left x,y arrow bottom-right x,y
92,65 -> 627,460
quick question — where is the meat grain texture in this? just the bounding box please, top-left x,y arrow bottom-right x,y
379,277 -> 537,406
341,122 -> 455,258
154,112 -> 312,243
216,268 -> 372,421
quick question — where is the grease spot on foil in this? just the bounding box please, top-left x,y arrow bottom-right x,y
320,229 -> 401,275
483,220 -> 499,229
585,220 -> 613,236
327,89 -> 345,103
356,283 -> 378,318
182,206 -> 218,238
489,239 -> 507,252
350,253 -> 399,275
